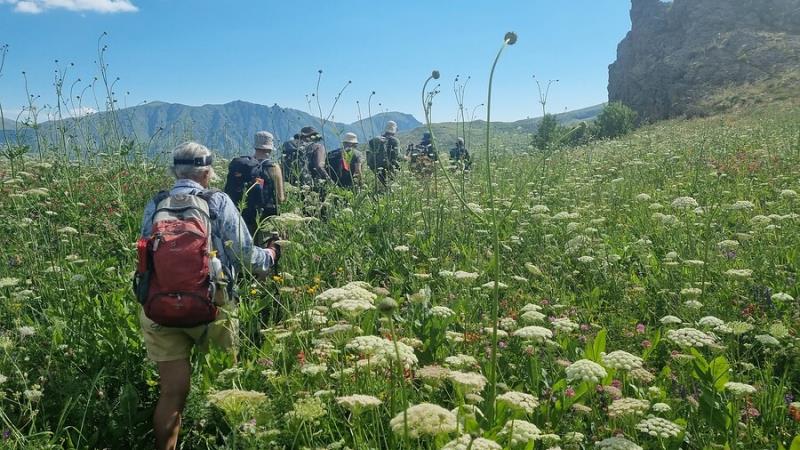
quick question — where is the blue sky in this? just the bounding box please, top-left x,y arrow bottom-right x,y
0,0 -> 632,123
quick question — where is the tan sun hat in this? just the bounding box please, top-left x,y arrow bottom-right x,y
342,132 -> 358,145
254,131 -> 275,151
384,120 -> 397,134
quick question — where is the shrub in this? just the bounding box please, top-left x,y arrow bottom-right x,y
595,102 -> 638,139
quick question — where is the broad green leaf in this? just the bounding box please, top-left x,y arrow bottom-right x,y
789,435 -> 800,450
709,356 -> 731,391
585,329 -> 607,362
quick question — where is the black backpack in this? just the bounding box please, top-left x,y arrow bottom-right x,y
282,141 -> 313,185
367,136 -> 391,170
326,149 -> 355,187
224,156 -> 278,233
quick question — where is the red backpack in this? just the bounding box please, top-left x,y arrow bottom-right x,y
134,190 -> 219,327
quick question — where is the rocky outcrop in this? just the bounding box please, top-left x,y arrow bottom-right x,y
608,0 -> 800,121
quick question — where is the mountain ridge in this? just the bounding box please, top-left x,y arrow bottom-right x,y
1,100 -> 603,155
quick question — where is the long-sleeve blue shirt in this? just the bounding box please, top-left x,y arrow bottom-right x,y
140,179 -> 273,276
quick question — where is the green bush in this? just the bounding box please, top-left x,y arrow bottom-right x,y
595,102 -> 638,139
533,113 -> 567,150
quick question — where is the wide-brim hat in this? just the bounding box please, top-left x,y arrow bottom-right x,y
384,120 -> 397,134
343,132 -> 358,144
300,126 -> 319,137
254,131 -> 275,151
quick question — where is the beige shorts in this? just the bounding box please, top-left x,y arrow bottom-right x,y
139,306 -> 238,362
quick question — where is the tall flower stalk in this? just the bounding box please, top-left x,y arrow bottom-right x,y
484,31 -> 517,424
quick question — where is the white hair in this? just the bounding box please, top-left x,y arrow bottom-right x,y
170,141 -> 216,181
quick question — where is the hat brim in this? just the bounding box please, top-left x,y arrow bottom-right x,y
255,144 -> 274,151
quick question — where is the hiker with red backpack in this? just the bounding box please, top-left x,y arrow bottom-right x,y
224,131 -> 286,238
326,132 -> 363,189
134,141 -> 281,450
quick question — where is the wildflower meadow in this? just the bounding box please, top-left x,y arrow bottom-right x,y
1,33 -> 800,450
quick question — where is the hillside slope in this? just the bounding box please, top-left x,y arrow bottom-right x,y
609,0 -> 800,120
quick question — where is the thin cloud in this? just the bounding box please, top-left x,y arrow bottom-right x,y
3,0 -> 138,14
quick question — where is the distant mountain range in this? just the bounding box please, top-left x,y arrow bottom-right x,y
0,100 -> 603,156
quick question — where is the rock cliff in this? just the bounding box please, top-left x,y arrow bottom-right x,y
608,0 -> 800,120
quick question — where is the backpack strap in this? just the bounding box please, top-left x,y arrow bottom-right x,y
196,188 -> 221,221
149,191 -> 170,221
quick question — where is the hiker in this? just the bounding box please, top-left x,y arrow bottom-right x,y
300,126 -> 332,186
327,132 -> 363,189
136,141 -> 281,450
224,131 -> 285,237
367,120 -> 401,188
407,132 -> 438,176
449,137 -> 472,169
281,133 -> 303,184
417,132 -> 438,160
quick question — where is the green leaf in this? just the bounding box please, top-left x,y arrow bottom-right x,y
789,435 -> 800,450
709,356 -> 731,392
585,329 -> 607,362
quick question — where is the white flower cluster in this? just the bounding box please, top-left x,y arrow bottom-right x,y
444,354 -> 478,369
724,269 -> 753,280
772,292 -> 794,302
595,436 -> 642,450
316,285 -> 376,305
717,240 -> 740,251
729,200 -> 755,210
498,419 -> 541,447
608,398 -> 650,418
453,270 -> 480,281
651,402 -> 671,413
448,370 -> 488,394
520,310 -> 546,323
345,335 -> 418,369
565,359 -> 607,384
207,389 -> 268,418
635,417 -> 682,438
430,305 -> 456,319
552,317 -> 579,332
301,363 -> 327,376
499,317 -> 518,330
659,315 -> 682,325
666,328 -> 717,348
697,316 -> 725,328
513,326 -> 553,343
724,382 -> 757,396
442,434 -> 501,450
496,391 -> 539,414
335,394 -> 382,413
671,196 -> 699,209
563,432 -> 585,444
296,308 -> 328,326
331,298 -> 375,316
389,403 -> 457,438
755,334 -> 779,346
601,350 -> 643,370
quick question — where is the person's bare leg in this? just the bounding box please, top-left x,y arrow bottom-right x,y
154,359 -> 191,450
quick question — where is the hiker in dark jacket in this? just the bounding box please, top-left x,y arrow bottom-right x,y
449,137 -> 471,169
408,132 -> 438,162
281,133 -> 303,184
367,121 -> 401,188
223,131 -> 286,236
300,126 -> 332,185
327,132 -> 363,188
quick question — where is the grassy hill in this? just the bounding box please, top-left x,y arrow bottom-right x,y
2,99 -> 799,448
398,103 -> 604,148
